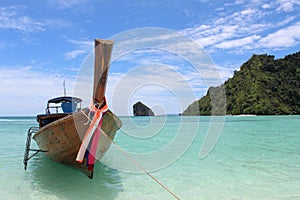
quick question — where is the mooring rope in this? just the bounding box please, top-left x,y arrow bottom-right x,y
81,110 -> 181,200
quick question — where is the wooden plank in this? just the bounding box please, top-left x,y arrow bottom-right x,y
93,39 -> 114,105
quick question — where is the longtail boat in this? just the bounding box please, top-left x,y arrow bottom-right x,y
23,39 -> 122,178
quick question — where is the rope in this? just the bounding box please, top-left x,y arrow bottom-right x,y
81,110 -> 181,200
76,102 -> 108,163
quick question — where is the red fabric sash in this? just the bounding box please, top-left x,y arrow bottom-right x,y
76,98 -> 108,165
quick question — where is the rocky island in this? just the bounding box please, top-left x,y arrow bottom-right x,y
183,51 -> 300,115
133,101 -> 155,116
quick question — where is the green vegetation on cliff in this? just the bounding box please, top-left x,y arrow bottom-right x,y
183,52 -> 300,115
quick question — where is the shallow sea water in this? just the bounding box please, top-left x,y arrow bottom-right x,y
0,115 -> 299,199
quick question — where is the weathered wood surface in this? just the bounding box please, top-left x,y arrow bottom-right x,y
32,39 -> 120,176
37,113 -> 69,128
93,39 -> 114,104
33,109 -> 121,171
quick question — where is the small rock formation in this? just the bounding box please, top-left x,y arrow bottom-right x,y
133,101 -> 154,116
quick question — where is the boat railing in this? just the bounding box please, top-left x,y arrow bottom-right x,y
23,126 -> 47,170
46,106 -> 61,114
46,103 -> 82,114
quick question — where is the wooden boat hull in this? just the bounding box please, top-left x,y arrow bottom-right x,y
33,109 -> 121,177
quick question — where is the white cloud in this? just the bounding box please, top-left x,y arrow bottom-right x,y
0,66 -> 74,115
182,9 -> 194,17
64,39 -> 93,60
73,55 -> 223,116
196,0 -> 209,3
0,5 -> 73,35
216,35 -> 261,49
235,0 -> 246,5
275,16 -> 295,27
67,29 -> 225,115
106,65 -> 200,116
262,3 -> 271,9
47,0 -> 89,9
0,6 -> 45,32
181,1 -> 300,53
44,18 -> 72,29
65,49 -> 87,59
276,0 -> 300,12
240,8 -> 256,15
258,22 -> 300,47
2,1 -> 298,116
182,7 -> 267,49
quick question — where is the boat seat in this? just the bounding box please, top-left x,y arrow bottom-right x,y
61,102 -> 77,113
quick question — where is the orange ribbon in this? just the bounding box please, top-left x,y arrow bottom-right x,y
76,98 -> 108,163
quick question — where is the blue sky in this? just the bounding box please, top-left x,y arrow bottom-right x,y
0,0 -> 300,116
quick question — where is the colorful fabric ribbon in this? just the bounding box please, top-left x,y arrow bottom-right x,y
76,98 -> 108,168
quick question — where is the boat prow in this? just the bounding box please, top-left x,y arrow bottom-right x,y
23,39 -> 122,178
34,108 -> 121,178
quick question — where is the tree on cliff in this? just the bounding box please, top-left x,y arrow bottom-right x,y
183,51 -> 300,115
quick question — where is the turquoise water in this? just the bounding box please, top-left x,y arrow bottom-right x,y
0,115 -> 299,199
